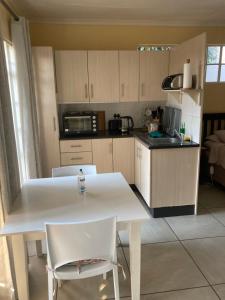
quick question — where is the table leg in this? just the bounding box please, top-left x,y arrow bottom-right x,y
129,221 -> 141,300
11,234 -> 29,300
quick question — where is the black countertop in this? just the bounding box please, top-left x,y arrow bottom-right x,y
60,129 -> 199,150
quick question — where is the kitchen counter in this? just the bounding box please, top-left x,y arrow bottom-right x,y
134,131 -> 199,149
60,129 -> 199,149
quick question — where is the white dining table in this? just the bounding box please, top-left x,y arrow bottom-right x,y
0,172 -> 149,300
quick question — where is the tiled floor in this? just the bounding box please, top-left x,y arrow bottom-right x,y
29,184 -> 225,299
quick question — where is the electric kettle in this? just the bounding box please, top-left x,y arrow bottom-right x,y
120,116 -> 134,133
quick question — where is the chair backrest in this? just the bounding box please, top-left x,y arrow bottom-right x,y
46,217 -> 116,270
52,165 -> 97,177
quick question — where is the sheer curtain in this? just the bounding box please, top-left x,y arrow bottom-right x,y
11,17 -> 41,181
0,36 -> 18,300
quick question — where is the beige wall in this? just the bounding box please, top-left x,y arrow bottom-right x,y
29,23 -> 225,113
0,5 -> 11,41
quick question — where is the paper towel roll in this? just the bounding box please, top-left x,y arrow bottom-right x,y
183,59 -> 192,89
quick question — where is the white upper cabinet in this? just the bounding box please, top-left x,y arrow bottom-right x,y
119,51 -> 139,102
139,51 -> 169,101
55,50 -> 89,103
88,51 -> 119,103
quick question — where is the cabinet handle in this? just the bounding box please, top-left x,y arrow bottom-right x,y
71,157 -> 83,160
141,83 -> 144,97
53,117 -> 56,131
90,84 -> 94,98
121,83 -> 125,97
85,84 -> 88,99
71,145 -> 82,148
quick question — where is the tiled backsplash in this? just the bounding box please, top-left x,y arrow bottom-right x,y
167,93 -> 202,143
58,101 -> 166,131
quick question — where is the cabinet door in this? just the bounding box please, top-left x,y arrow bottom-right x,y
139,52 -> 169,101
92,139 -> 113,173
55,51 -> 89,103
119,51 -> 139,102
88,51 -> 119,103
151,148 -> 199,208
113,138 -> 134,184
134,139 -> 141,191
32,47 -> 60,178
140,143 -> 151,206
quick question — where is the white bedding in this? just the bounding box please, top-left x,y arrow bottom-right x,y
205,130 -> 225,169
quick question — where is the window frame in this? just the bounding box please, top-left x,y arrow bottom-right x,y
205,45 -> 225,84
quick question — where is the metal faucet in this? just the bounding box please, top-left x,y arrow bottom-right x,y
174,129 -> 183,142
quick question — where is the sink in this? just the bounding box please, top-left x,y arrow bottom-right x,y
148,137 -> 181,145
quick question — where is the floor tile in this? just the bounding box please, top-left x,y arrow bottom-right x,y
140,287 -> 219,299
165,209 -> 225,240
198,185 -> 225,208
119,218 -> 177,245
213,284 -> 225,299
29,246 -> 130,300
182,237 -> 225,285
209,208 -> 225,226
123,242 -> 208,294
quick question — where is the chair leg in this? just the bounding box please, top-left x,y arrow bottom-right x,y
48,272 -> 54,300
113,266 -> 120,300
103,273 -> 107,280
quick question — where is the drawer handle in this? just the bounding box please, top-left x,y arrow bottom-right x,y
71,157 -> 83,160
71,145 -> 82,148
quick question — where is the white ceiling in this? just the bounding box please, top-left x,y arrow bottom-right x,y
9,0 -> 225,26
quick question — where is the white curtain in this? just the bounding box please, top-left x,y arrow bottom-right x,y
11,17 -> 41,181
0,36 -> 18,300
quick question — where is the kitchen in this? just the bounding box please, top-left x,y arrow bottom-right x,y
3,1 -> 224,300
33,33 -> 205,218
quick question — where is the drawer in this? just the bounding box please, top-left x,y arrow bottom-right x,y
60,140 -> 92,153
61,152 -> 92,166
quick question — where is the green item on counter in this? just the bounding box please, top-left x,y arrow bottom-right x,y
148,131 -> 163,138
180,122 -> 186,135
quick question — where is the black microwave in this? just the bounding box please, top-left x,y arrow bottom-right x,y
62,112 -> 98,136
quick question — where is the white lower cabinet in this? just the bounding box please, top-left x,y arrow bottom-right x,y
135,139 -> 151,206
92,139 -> 113,173
113,137 -> 134,184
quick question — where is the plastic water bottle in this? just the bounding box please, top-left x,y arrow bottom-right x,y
78,169 -> 86,193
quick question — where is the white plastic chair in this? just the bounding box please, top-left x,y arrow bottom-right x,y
52,165 -> 97,177
45,217 -> 120,300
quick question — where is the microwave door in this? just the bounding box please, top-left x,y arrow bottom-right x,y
65,116 -> 92,133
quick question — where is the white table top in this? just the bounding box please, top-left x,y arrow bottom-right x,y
0,173 -> 149,236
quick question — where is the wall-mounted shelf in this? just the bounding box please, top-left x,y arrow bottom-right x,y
162,88 -> 202,104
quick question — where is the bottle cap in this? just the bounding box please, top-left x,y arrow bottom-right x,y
186,58 -> 190,63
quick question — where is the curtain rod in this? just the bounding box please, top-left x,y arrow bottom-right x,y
0,0 -> 19,21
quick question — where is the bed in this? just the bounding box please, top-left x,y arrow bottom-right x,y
202,113 -> 225,187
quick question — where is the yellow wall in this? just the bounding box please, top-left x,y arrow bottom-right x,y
29,23 -> 225,112
0,5 -> 11,41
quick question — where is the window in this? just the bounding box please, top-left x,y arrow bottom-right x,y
4,41 -> 26,183
205,46 -> 225,83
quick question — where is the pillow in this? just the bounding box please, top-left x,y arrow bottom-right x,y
206,134 -> 220,142
214,130 -> 225,143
